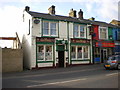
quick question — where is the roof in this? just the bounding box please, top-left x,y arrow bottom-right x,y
28,11 -> 120,28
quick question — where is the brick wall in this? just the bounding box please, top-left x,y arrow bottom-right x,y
2,48 -> 23,73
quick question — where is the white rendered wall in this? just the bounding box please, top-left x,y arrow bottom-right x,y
22,11 -> 33,69
32,18 -> 42,37
59,21 -> 67,39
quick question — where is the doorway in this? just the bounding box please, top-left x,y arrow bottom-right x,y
58,51 -> 64,67
101,49 -> 107,63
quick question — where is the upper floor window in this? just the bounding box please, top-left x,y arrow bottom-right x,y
73,24 -> 86,38
43,21 -> 58,37
99,27 -> 108,39
117,31 -> 120,40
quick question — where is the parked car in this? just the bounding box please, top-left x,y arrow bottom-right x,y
104,55 -> 120,70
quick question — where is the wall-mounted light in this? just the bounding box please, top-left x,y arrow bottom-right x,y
34,19 -> 40,24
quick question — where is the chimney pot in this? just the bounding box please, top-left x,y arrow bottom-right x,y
89,17 -> 95,21
48,5 -> 55,15
25,6 -> 30,12
69,8 -> 77,17
78,9 -> 83,19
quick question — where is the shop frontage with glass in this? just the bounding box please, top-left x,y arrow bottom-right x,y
36,37 -> 55,68
70,38 -> 91,65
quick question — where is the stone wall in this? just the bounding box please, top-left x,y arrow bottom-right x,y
2,48 -> 23,73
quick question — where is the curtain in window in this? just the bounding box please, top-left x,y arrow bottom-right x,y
43,22 -> 49,35
50,23 -> 56,35
74,25 -> 79,37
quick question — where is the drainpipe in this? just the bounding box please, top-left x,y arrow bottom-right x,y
88,24 -> 94,64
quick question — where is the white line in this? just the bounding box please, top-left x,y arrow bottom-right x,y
27,78 -> 87,88
106,73 -> 118,76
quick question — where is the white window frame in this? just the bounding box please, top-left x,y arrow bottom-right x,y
37,45 -> 53,61
71,45 -> 90,60
99,26 -> 108,40
73,24 -> 87,38
43,21 -> 58,37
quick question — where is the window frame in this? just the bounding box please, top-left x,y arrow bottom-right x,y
99,26 -> 108,40
71,45 -> 89,60
73,24 -> 87,38
42,21 -> 58,37
37,45 -> 53,61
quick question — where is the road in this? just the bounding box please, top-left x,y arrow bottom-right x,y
2,64 -> 119,88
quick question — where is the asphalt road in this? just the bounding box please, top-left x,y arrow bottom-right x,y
2,64 -> 119,88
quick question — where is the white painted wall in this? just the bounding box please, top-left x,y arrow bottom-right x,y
69,22 -> 73,38
32,18 -> 42,37
59,21 -> 67,39
31,37 -> 36,68
22,11 -> 33,69
38,63 -> 53,67
72,61 -> 89,64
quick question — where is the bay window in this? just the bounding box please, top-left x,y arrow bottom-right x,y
43,21 -> 58,36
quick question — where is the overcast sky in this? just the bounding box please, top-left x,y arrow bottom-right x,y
0,0 -> 119,48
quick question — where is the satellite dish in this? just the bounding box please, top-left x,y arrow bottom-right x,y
34,19 -> 40,24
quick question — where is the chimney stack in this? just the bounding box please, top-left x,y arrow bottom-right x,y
25,6 -> 30,12
48,5 -> 55,15
89,17 -> 95,21
78,9 -> 83,19
69,8 -> 77,17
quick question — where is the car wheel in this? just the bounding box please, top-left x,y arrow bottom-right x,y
117,64 -> 120,70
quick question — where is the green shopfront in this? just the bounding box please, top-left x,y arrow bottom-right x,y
36,37 -> 55,68
70,38 -> 91,65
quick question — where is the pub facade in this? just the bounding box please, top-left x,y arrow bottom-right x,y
22,6 -> 93,69
22,6 -> 120,69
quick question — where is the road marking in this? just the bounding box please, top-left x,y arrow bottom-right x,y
3,68 -> 101,79
27,78 -> 87,88
106,73 -> 118,76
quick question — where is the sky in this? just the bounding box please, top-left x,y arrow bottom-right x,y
0,0 -> 120,48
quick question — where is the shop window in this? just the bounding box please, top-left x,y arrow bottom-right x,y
71,46 -> 89,60
83,46 -> 88,58
71,46 -> 76,59
108,48 -> 112,56
37,45 -> 53,61
45,46 -> 52,60
73,24 -> 86,38
37,45 -> 44,60
43,21 -> 58,37
94,48 -> 100,57
77,47 -> 82,59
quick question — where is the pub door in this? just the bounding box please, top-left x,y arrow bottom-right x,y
58,51 -> 64,67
